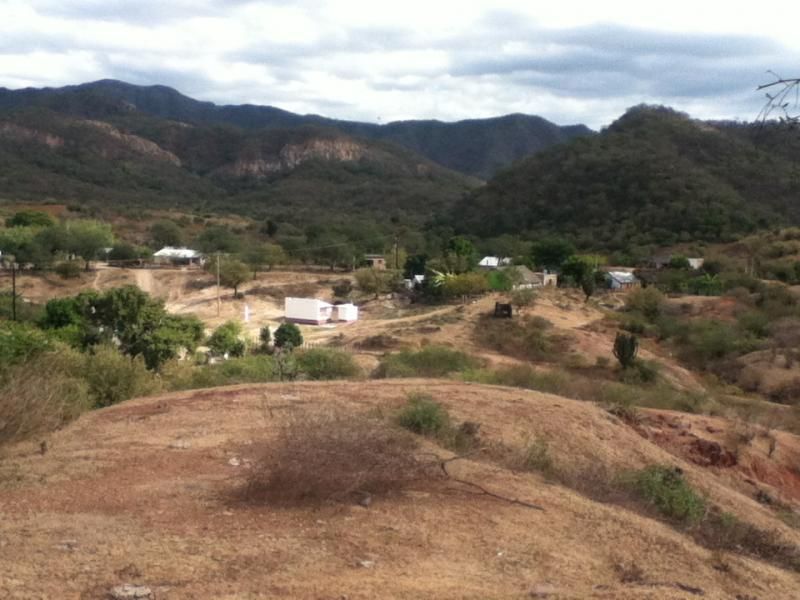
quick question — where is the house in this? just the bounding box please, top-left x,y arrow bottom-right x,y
506,266 -> 558,289
606,271 -> 640,290
335,303 -> 359,322
285,298 -> 359,324
478,256 -> 511,269
153,246 -> 203,266
285,297 -> 334,325
364,254 -> 386,270
687,258 -> 705,270
403,274 -> 426,290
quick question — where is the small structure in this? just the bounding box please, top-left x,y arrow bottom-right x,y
478,256 -> 511,269
687,258 -> 705,270
403,274 -> 426,290
153,246 -> 203,266
607,271 -> 640,291
494,302 -> 513,318
335,303 -> 359,322
507,266 -> 558,289
285,297 -> 334,325
364,254 -> 386,270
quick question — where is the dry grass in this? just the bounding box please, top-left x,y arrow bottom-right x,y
243,411 -> 441,506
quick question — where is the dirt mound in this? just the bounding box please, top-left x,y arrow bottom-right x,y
2,380 -> 800,598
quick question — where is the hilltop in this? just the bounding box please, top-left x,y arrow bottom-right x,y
0,79 -> 593,179
452,105 -> 800,253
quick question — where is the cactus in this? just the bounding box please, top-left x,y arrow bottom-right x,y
613,332 -> 639,368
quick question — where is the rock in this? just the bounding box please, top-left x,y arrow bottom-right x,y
169,440 -> 190,450
56,540 -> 78,551
228,457 -> 241,467
109,584 -> 153,599
357,493 -> 372,508
357,560 -> 375,569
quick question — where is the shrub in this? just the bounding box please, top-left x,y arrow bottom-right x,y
0,351 -> 90,446
624,466 -> 706,523
478,315 -> 562,361
258,325 -> 272,350
510,288 -> 536,310
332,279 -> 353,299
0,321 -> 54,369
295,348 -> 361,380
620,359 -> 659,385
625,287 -> 665,321
487,270 -> 512,292
397,392 -> 451,435
163,355 -> 278,391
376,346 -> 479,378
516,436 -> 554,475
441,272 -> 489,298
83,344 -> 162,408
54,260 -> 82,279
208,320 -> 246,357
244,411 -> 437,505
274,322 -> 303,350
613,332 -> 639,368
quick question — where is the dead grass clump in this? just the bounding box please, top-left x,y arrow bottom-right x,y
476,314 -> 569,362
355,334 -> 401,350
243,412 -> 439,506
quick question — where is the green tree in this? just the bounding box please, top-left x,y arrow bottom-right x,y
208,321 -> 246,357
196,225 -> 241,254
6,210 -> 55,228
274,322 -> 303,350
613,332 -> 639,369
149,220 -> 184,248
531,238 -> 575,271
668,255 -> 691,270
581,275 -> 596,301
216,258 -> 251,297
64,220 -> 114,271
354,268 -> 401,298
243,243 -> 286,278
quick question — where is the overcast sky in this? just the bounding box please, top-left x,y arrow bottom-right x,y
1,0 -> 799,128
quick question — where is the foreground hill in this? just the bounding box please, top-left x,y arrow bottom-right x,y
2,380 -> 799,598
0,79 -> 592,178
453,106 -> 800,251
0,107 -> 476,226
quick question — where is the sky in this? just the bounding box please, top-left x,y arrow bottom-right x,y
1,0 -> 799,128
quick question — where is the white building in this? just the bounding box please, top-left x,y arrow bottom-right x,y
607,271 -> 640,290
285,297 -> 334,325
478,256 -> 511,269
335,303 -> 359,322
153,246 -> 203,266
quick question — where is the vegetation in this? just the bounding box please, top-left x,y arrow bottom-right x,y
478,315 -> 563,362
375,345 -> 479,378
396,392 -> 451,436
207,320 -> 247,358
295,348 -> 361,380
613,332 -> 639,369
624,466 -> 706,523
273,322 -> 303,350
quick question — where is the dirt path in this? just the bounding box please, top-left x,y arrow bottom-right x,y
133,268 -> 154,295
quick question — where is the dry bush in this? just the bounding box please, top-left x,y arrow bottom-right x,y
243,411 -> 440,505
0,352 -> 90,447
255,282 -> 318,300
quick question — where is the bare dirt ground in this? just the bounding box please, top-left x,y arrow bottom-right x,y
2,380 -> 799,599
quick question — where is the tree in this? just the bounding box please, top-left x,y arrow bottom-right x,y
581,275 -> 596,302
560,255 -> 594,284
354,268 -> 400,298
196,225 -> 241,254
243,243 -> 286,278
217,258 -> 250,297
444,236 -> 477,273
149,220 -> 184,248
6,210 -> 54,228
531,238 -> 575,271
259,325 -> 272,350
758,73 -> 800,124
274,322 -> 303,350
64,220 -> 114,271
613,332 -> 639,369
208,321 -> 246,357
668,255 -> 691,270
311,233 -> 355,270
404,253 -> 428,278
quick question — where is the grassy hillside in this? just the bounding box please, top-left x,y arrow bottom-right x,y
454,106 -> 800,252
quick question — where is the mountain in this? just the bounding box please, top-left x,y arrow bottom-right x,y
452,105 -> 800,252
0,80 -> 592,178
0,106 -> 478,227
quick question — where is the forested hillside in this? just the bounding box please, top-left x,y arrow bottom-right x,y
453,106 -> 800,253
0,80 -> 591,178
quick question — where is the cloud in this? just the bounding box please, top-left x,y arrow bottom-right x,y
0,1 -> 798,128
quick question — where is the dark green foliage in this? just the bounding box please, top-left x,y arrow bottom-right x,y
295,348 -> 360,380
164,355 -> 278,390
274,322 -> 303,349
0,321 -> 54,368
6,210 -> 54,228
207,320 -> 246,357
454,106 -> 800,250
531,238 -> 575,270
478,315 -> 560,362
259,325 -> 272,348
376,345 -> 479,378
332,279 -> 353,299
216,258 -> 250,296
613,332 -> 639,368
54,260 -> 82,278
581,275 -> 596,301
149,219 -> 184,248
397,392 -> 451,436
83,344 -> 161,408
196,226 -> 241,254
487,269 -> 512,291
624,465 -> 706,523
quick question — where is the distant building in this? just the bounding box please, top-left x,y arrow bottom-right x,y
687,258 -> 705,270
284,297 -> 359,325
506,266 -> 557,289
364,254 -> 386,270
606,271 -> 640,290
153,246 -> 203,266
478,256 -> 512,269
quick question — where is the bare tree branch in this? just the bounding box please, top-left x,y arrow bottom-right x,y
757,71 -> 800,124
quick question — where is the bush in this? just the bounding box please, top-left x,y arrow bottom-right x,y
620,359 -> 659,385
510,288 -> 536,310
274,322 -> 303,349
83,344 -> 161,408
625,287 -> 665,321
624,465 -> 706,523
397,393 -> 451,435
54,260 -> 82,279
244,411 -> 437,505
208,320 -> 246,357
0,321 -> 55,369
163,355 -> 278,391
258,325 -> 271,350
441,272 -> 489,298
479,315 -> 562,362
376,345 -> 479,378
332,279 -> 353,299
0,350 -> 90,447
295,348 -> 361,380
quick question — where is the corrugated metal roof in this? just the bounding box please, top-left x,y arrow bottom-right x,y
153,247 -> 201,259
608,271 -> 638,284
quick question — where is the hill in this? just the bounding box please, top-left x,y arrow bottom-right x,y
0,106 -> 477,227
2,379 -> 799,598
0,79 -> 592,178
453,105 -> 800,253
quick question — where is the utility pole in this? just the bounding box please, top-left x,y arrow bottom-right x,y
11,262 -> 17,322
216,252 -> 221,317
394,235 -> 399,270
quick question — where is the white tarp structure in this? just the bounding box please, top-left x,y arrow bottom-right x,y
285,297 -> 334,325
478,256 -> 511,269
153,246 -> 202,264
335,303 -> 359,322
